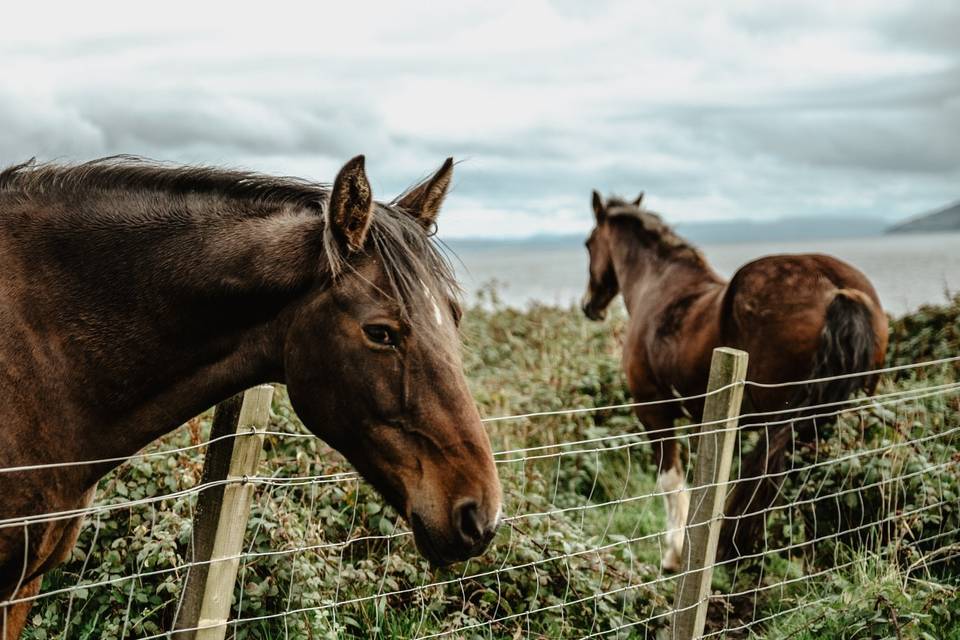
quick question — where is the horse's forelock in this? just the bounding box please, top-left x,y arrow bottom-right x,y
321,199 -> 460,330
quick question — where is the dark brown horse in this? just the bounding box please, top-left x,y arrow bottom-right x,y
581,192 -> 888,571
0,156 -> 502,639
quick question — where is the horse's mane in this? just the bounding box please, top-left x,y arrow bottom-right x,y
0,155 -> 334,213
0,156 -> 460,318
605,196 -> 706,267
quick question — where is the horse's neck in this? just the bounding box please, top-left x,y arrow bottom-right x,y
611,237 -> 723,318
3,196 -> 322,481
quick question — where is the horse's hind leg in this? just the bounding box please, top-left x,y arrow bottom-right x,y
720,417 -> 818,560
640,407 -> 687,572
1,575 -> 41,640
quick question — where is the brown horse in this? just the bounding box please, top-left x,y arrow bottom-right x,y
0,156 -> 502,639
581,192 -> 887,571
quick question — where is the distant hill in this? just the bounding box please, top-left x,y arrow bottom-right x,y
888,201 -> 960,234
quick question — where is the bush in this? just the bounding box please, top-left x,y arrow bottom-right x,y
21,294 -> 960,639
741,295 -> 960,638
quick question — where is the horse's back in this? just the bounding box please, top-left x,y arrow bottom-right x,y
720,253 -> 886,405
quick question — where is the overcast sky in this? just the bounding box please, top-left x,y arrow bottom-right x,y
2,1 -> 958,238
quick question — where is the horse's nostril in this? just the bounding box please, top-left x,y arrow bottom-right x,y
453,499 -> 483,547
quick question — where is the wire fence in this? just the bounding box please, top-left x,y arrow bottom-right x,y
2,353 -> 958,639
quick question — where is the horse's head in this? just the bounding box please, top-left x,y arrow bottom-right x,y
581,190 -> 643,321
284,156 -> 501,567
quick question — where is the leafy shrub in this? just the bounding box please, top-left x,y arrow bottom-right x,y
743,295 -> 960,638
21,294 -> 960,639
756,553 -> 960,640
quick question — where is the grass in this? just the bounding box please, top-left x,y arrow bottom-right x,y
756,551 -> 960,639
20,291 -> 960,639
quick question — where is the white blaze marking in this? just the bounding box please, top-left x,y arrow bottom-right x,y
419,279 -> 443,327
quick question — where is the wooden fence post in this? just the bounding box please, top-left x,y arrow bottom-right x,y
172,385 -> 274,639
671,347 -> 748,640
171,393 -> 243,638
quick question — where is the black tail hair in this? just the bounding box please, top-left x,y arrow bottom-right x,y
720,290 -> 877,560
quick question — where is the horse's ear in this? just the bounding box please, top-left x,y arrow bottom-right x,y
632,192 -> 645,207
395,158 -> 454,231
592,190 -> 606,223
328,155 -> 373,252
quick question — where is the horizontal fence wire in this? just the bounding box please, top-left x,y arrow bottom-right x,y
5,434 -> 957,635
4,381 -> 955,531
5,414 -> 958,572
1,353 -> 957,639
2,354 -> 957,477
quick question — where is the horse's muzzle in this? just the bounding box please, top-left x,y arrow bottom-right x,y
581,297 -> 606,322
411,504 -> 499,568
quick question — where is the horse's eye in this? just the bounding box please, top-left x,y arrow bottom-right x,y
363,324 -> 398,348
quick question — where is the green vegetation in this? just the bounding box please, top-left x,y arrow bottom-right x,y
21,291 -> 960,639
740,296 -> 960,640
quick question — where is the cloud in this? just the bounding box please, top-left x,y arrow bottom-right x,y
876,0 -> 960,54
1,0 -> 958,237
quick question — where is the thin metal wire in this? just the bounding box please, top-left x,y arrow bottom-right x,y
8,458 -> 953,621
0,381 -> 937,532
2,360 -> 957,637
490,379 -> 960,460
744,354 -> 960,389
1,354 -> 955,477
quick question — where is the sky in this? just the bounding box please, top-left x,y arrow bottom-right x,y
2,1 -> 958,238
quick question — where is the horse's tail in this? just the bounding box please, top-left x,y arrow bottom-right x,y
720,289 -> 879,559
794,288 -> 879,407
